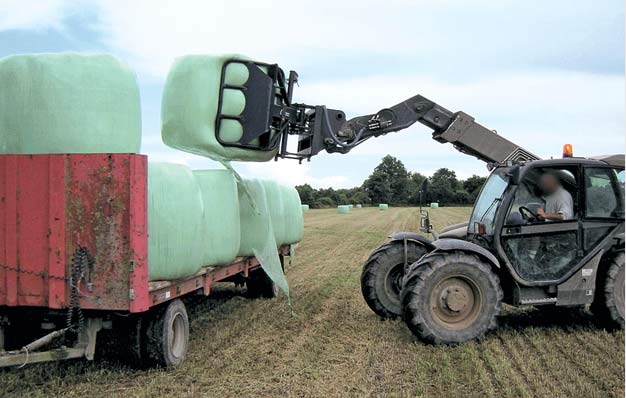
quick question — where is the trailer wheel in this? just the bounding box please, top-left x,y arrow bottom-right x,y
592,252 -> 625,329
361,241 -> 429,319
401,251 -> 502,344
144,299 -> 189,368
246,268 -> 279,299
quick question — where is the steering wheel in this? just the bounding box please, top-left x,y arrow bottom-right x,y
519,206 -> 544,222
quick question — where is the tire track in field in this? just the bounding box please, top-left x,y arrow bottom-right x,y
476,341 -> 508,396
569,329 -> 623,375
546,328 -> 621,396
518,329 -> 595,397
495,333 -> 540,398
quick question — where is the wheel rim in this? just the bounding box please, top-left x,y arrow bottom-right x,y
168,312 -> 186,359
385,264 -> 404,301
429,274 -> 483,330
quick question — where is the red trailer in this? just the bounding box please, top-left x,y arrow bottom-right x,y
0,153 -> 287,368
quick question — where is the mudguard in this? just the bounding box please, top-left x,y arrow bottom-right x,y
388,232 -> 434,249
431,238 -> 500,269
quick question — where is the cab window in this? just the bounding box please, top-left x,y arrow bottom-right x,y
584,168 -> 624,219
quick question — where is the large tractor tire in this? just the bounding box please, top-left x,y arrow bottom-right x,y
401,251 -> 503,344
361,241 -> 429,319
591,252 -> 625,329
143,299 -> 189,368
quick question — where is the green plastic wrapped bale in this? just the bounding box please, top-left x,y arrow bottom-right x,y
161,54 -> 277,162
348,204 -> 354,208
338,205 -> 351,214
148,163 -> 205,281
281,185 -> 304,244
379,204 -> 389,210
0,53 -> 141,154
260,180 -> 286,245
193,169 -> 240,266
301,204 -> 310,212
237,179 -> 289,297
356,204 -> 362,208
431,202 -> 439,208
238,180 -> 272,257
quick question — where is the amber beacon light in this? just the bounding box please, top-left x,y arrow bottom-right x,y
563,143 -> 573,158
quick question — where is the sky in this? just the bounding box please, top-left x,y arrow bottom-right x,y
0,0 -> 624,188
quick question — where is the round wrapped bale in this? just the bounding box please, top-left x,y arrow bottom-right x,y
338,205 -> 351,214
379,204 -> 389,210
238,179 -> 272,256
161,54 -> 278,162
148,163 -> 205,281
430,202 -> 439,208
193,169 -> 241,267
356,204 -> 362,208
260,180 -> 286,246
301,204 -> 310,212
0,53 -> 141,154
281,185 -> 304,244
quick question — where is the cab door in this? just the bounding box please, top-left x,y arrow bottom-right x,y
581,167 -> 625,255
499,165 -> 581,283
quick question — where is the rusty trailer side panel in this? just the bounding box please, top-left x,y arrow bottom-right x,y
0,154 -> 149,312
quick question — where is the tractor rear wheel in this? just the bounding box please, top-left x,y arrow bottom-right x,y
361,241 -> 429,319
401,251 -> 503,344
591,252 -> 625,329
143,299 -> 189,368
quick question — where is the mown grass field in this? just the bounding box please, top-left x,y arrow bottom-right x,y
1,207 -> 624,397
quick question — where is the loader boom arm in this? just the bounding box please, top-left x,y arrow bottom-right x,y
300,94 -> 540,165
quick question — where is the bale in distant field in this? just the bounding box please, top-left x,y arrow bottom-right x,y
356,204 -> 362,208
379,204 -> 389,210
301,204 -> 310,212
431,202 -> 439,208
338,205 -> 351,214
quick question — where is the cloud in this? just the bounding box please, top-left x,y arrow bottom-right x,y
85,0 -> 623,79
0,0 -> 75,31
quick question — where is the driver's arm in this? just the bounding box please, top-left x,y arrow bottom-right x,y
536,208 -> 564,221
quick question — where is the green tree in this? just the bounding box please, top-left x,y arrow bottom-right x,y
462,175 -> 487,202
429,168 -> 459,204
363,155 -> 410,205
350,191 -> 371,205
295,184 -> 316,206
407,172 -> 427,205
315,196 -> 335,208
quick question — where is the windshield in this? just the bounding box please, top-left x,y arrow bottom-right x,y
468,168 -> 510,235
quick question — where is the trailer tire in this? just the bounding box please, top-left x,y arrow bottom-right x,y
246,268 -> 279,299
400,251 -> 502,344
361,241 -> 429,319
143,299 -> 189,368
591,252 -> 625,329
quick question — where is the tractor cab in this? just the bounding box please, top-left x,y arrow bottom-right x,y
478,158 -> 624,286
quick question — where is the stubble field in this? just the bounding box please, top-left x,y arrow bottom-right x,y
1,207 -> 623,397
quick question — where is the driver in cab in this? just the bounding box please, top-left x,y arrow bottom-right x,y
536,172 -> 574,221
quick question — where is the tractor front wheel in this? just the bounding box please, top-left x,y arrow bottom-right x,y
401,251 -> 503,344
361,241 -> 429,319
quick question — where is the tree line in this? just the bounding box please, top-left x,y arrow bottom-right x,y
296,155 -> 487,208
